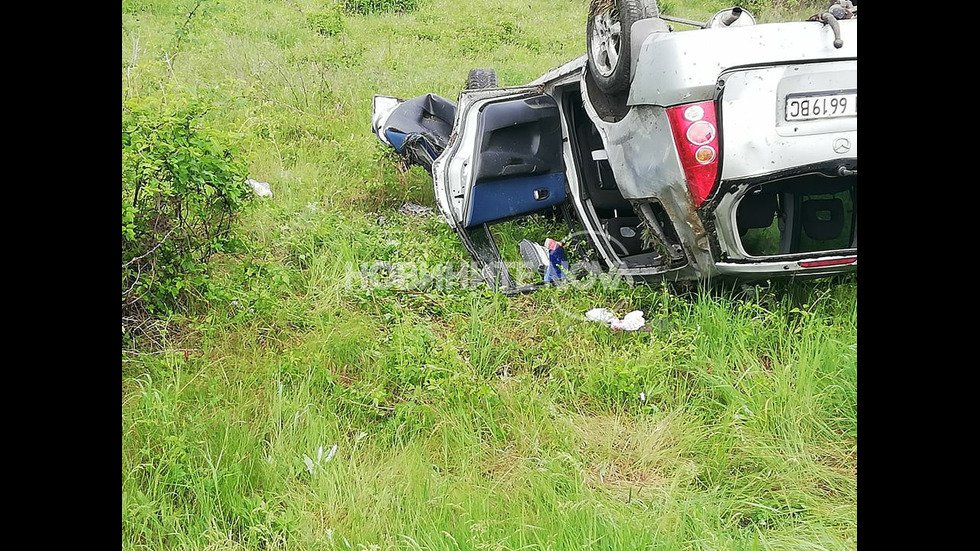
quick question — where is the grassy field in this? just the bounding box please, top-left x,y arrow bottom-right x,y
121,1 -> 856,549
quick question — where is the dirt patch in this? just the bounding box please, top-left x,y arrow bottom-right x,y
478,444 -> 526,483
817,445 -> 857,476
570,413 -> 677,497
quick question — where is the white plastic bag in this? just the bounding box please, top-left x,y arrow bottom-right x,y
585,308 -> 646,331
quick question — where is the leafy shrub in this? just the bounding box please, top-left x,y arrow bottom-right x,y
307,10 -> 345,36
740,0 -> 774,12
343,0 -> 420,16
737,0 -> 828,20
318,38 -> 363,68
121,0 -> 177,16
122,96 -> 250,327
455,20 -> 542,55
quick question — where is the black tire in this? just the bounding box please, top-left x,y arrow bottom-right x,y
465,68 -> 498,90
586,0 -> 659,94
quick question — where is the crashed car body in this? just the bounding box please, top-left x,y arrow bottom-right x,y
371,2 -> 857,293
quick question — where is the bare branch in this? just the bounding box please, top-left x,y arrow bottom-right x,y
338,396 -> 395,413
122,348 -> 199,356
171,0 -> 204,61
122,228 -> 175,269
122,260 -> 143,295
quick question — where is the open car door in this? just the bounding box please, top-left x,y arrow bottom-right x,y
432,87 -> 568,292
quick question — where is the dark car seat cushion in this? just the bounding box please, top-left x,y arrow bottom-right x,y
736,192 -> 778,236
604,217 -> 645,256
801,198 -> 845,241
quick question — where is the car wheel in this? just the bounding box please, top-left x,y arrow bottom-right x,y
587,0 -> 659,95
466,68 -> 498,90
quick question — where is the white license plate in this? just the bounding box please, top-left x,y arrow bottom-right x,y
785,91 -> 857,122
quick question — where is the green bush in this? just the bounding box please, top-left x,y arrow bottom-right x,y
343,0 -> 421,16
307,10 -> 345,36
739,0 -> 828,20
122,96 -> 251,326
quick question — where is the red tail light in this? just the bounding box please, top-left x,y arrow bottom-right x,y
799,258 -> 856,268
667,101 -> 720,207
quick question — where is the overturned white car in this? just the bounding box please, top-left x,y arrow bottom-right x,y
372,1 -> 857,293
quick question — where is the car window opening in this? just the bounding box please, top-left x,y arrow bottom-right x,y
736,173 -> 857,257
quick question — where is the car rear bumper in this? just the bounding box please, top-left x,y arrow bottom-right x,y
714,256 -> 856,280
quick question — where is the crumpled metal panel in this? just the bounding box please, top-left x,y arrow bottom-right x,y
585,103 -> 685,201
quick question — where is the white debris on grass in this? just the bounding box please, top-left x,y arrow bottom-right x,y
585,307 -> 617,324
585,308 -> 647,332
612,310 -> 646,331
303,443 -> 339,474
399,202 -> 434,216
247,179 -> 273,197
323,443 -> 338,463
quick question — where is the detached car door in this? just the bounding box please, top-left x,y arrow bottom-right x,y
432,87 -> 568,290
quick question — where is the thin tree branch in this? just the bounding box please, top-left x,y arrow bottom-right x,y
122,348 -> 199,357
171,0 -> 204,61
122,260 -> 144,295
122,228 -> 175,268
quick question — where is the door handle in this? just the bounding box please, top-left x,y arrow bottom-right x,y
533,188 -> 550,201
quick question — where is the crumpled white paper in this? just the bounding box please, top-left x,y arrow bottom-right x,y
247,179 -> 273,197
585,308 -> 646,331
612,310 -> 645,331
585,307 -> 618,324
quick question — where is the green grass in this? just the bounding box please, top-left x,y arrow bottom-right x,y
122,1 -> 856,549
